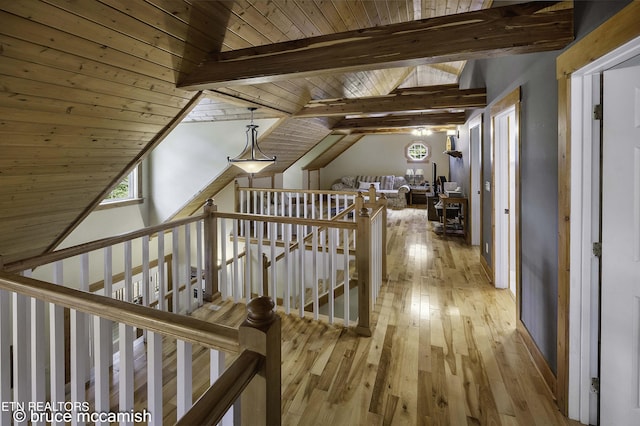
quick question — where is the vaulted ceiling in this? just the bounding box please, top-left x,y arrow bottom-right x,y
0,0 -> 573,267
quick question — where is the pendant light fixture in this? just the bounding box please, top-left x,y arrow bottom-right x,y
228,107 -> 276,173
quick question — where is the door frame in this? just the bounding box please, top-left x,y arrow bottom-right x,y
469,114 -> 483,247
566,37 -> 640,424
490,87 -> 520,295
556,2 -> 640,418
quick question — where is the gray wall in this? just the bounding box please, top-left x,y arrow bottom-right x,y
321,133 -> 450,189
458,0 -> 631,374
448,130 -> 469,195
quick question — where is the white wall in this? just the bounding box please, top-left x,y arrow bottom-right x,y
320,133 -> 450,188
283,133 -> 344,189
148,119 -> 278,224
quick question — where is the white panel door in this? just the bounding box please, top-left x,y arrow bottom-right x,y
494,111 -> 508,289
601,63 -> 640,425
470,123 -> 482,246
494,107 -> 516,293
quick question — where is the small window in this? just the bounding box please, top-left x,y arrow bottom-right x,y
406,142 -> 431,162
101,165 -> 141,204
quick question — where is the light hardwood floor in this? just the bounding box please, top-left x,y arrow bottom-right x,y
101,207 -> 578,425
191,207 -> 579,425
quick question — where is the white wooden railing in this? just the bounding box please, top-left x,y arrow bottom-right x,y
225,184 -> 388,335
0,272 -> 279,426
0,184 -> 388,425
3,215 -> 208,315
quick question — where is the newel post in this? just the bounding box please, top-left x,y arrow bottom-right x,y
355,200 -> 372,337
239,297 -> 281,426
203,199 -> 218,302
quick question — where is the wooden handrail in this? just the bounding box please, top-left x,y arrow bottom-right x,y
370,204 -> 386,221
215,211 -> 357,230
175,350 -> 263,426
3,214 -> 207,273
0,271 -> 239,353
238,186 -> 361,197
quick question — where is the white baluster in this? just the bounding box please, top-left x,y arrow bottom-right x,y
93,316 -> 110,426
312,227 -> 319,320
80,253 -> 92,380
220,220 -> 227,301
142,236 -> 150,307
284,224 -> 291,315
303,193 -> 308,218
185,224 -> 192,313
257,221 -> 264,296
30,286 -> 45,424
196,221 -> 204,306
177,340 -> 192,419
329,229 -> 337,324
65,255 -> 87,426
50,262 -> 65,425
70,310 -> 86,425
232,220 -> 240,303
119,323 -> 134,426
210,350 -> 232,425
172,227 -> 180,314
158,231 -> 166,311
104,246 -> 113,298
298,224 -> 305,317
343,229 -> 350,326
269,222 -> 277,306
12,291 -> 29,425
244,220 -> 251,303
0,289 -> 10,426
124,241 -> 132,302
147,331 -> 162,426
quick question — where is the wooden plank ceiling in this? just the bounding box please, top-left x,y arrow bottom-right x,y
0,0 -> 573,266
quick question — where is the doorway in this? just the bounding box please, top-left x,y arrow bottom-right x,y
565,34 -> 640,424
469,115 -> 482,247
491,89 -> 520,297
600,60 -> 640,426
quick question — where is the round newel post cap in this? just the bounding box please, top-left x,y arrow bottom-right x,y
246,296 -> 276,326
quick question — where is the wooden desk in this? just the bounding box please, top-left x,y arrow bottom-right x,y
438,194 -> 469,244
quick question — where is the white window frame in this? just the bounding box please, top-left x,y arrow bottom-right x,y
100,165 -> 142,206
405,141 -> 431,162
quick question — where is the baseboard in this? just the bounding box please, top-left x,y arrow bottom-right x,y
517,320 -> 557,398
480,254 -> 493,283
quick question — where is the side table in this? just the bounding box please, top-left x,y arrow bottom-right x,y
409,186 -> 432,206
438,194 -> 469,244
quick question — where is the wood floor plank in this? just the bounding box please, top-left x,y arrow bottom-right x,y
83,208 -> 575,425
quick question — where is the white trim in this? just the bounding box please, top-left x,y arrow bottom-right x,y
493,106 -> 515,290
568,34 -> 640,424
468,114 -> 483,246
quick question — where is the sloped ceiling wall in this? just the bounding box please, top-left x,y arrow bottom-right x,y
0,1 -> 421,266
3,0 -> 529,266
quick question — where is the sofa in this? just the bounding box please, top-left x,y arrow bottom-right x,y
330,175 -> 410,209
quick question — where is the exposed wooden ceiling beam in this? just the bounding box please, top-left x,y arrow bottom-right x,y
295,84 -> 486,118
178,2 -> 573,89
349,127 -> 457,135
332,112 -> 466,130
